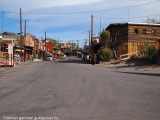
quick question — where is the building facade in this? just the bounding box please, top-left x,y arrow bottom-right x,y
106,23 -> 160,58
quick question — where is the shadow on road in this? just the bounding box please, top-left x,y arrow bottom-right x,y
56,58 -> 85,64
115,71 -> 160,77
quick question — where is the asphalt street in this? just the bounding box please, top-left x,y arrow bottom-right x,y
0,57 -> 160,120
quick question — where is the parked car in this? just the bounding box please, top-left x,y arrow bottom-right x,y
47,55 -> 53,61
53,57 -> 56,60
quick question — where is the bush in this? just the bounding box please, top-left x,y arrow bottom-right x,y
98,48 -> 113,62
139,42 -> 159,64
147,45 -> 159,64
62,49 -> 72,56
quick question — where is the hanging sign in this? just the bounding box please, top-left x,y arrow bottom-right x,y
8,44 -> 13,54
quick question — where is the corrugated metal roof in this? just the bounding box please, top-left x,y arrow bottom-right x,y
108,22 -> 160,26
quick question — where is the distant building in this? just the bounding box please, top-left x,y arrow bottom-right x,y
61,41 -> 72,51
46,41 -> 53,54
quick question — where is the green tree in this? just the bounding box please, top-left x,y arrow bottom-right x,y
52,40 -> 58,48
100,30 -> 110,48
62,49 -> 72,56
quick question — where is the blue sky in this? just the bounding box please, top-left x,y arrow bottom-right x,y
0,0 -> 160,47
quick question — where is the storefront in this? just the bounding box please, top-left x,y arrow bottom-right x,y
0,37 -> 16,66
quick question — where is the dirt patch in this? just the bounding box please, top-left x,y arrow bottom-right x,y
96,60 -> 160,73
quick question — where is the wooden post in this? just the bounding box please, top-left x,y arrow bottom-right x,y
89,30 -> 90,54
2,10 -> 3,37
91,15 -> 94,65
20,8 -> 23,62
45,32 -> 46,60
24,20 -> 26,62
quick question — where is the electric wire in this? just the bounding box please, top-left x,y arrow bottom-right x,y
1,0 -> 159,15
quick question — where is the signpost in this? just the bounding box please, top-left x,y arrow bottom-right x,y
8,44 -> 13,54
8,44 -> 13,65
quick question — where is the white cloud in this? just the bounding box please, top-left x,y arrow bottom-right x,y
0,0 -> 103,11
1,0 -> 160,40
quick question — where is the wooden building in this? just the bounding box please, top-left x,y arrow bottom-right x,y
0,37 -> 16,66
106,22 -> 160,59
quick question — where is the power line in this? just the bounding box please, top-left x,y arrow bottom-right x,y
95,13 -> 160,20
1,0 -> 159,15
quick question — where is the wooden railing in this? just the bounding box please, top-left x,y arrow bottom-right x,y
120,51 -> 139,61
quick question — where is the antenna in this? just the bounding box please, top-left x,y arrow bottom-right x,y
2,10 -> 3,35
128,9 -> 130,23
100,17 -> 101,34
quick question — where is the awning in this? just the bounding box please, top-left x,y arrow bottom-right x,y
0,38 -> 16,42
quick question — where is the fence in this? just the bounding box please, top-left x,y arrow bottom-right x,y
120,51 -> 139,61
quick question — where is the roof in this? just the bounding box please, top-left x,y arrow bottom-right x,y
0,38 -> 16,42
107,22 -> 160,29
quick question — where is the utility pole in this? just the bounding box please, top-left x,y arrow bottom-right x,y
91,15 -> 94,64
77,40 -> 79,49
128,9 -> 130,23
0,10 -> 3,52
45,32 -> 46,60
24,20 -> 26,62
20,8 -> 23,62
58,37 -> 59,52
58,37 -> 59,44
74,40 -> 75,57
2,10 -> 3,37
77,40 -> 79,57
69,40 -> 71,50
84,39 -> 87,53
85,39 -> 87,47
61,39 -> 62,52
89,30 -> 90,54
99,18 -> 102,46
100,17 -> 101,34
72,40 -> 73,56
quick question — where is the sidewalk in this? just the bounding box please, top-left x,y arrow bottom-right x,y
0,59 -> 43,73
96,60 -> 160,73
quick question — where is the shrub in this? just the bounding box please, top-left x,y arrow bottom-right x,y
98,48 -> 113,61
62,49 -> 72,56
140,44 -> 159,64
147,45 -> 159,64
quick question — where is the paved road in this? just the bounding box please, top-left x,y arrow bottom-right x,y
0,58 -> 160,120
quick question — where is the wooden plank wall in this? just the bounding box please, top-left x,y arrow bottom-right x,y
128,41 -> 159,55
116,41 -> 160,58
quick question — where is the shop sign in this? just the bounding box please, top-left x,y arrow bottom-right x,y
8,44 -> 13,54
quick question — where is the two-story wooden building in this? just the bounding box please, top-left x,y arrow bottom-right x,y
106,22 -> 160,58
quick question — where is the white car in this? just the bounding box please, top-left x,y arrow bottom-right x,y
47,55 -> 53,61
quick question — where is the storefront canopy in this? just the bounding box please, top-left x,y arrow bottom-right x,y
0,38 -> 16,43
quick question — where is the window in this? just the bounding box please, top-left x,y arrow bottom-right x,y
118,29 -> 123,35
134,29 -> 138,35
143,29 -> 147,35
152,30 -> 156,35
